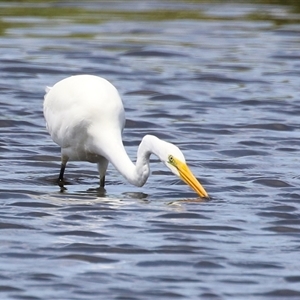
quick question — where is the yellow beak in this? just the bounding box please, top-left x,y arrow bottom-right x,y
176,159 -> 209,199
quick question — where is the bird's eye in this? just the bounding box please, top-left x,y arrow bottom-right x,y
168,155 -> 174,164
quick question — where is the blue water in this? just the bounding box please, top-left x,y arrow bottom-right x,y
0,1 -> 300,299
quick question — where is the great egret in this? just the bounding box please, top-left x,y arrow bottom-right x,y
43,75 -> 209,198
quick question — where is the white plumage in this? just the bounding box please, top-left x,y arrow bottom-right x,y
43,75 -> 208,198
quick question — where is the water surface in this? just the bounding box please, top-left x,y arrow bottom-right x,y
0,1 -> 300,299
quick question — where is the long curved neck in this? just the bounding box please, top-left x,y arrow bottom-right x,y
96,134 -> 162,187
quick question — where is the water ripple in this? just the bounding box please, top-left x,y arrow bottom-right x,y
0,1 -> 299,299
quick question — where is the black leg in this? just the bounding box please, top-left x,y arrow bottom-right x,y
100,176 -> 105,188
58,163 -> 66,187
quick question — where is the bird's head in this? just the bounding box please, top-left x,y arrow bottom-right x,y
159,141 -> 209,199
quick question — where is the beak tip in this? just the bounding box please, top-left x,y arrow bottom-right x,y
200,193 -> 210,200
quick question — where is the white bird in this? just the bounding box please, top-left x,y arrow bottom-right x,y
43,75 -> 209,198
